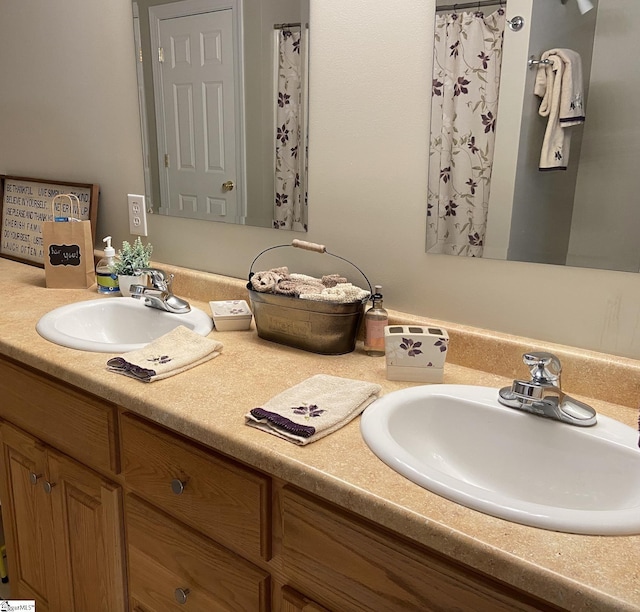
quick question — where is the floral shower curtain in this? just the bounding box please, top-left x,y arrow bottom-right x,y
426,9 -> 506,257
273,27 -> 307,231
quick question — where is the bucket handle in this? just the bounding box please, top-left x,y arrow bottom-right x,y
248,240 -> 372,295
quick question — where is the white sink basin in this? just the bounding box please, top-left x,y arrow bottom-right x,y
361,384 -> 640,535
36,297 -> 213,353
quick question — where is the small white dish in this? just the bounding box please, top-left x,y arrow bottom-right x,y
209,300 -> 253,331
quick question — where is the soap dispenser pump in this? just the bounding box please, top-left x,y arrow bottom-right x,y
364,285 -> 388,356
96,236 -> 121,294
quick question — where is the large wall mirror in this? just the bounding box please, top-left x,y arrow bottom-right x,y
132,0 -> 309,231
427,0 -> 639,272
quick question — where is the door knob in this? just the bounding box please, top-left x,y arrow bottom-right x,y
222,180 -> 234,192
42,480 -> 56,494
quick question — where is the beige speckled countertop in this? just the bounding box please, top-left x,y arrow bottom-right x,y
1,257 -> 639,610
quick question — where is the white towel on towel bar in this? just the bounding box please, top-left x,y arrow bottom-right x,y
534,48 -> 585,170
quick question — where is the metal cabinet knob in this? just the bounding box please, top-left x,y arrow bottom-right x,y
170,478 -> 186,495
174,587 -> 190,604
29,472 -> 42,485
42,480 -> 56,494
222,180 -> 234,192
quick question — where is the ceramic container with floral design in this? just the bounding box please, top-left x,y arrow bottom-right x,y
384,325 -> 449,383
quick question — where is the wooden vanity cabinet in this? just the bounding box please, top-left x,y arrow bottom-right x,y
120,413 -> 272,611
0,356 -> 119,475
0,423 -> 57,610
126,494 -> 269,611
0,422 -> 126,611
0,355 -> 567,611
0,356 -> 126,611
280,487 -> 562,612
46,447 -> 126,611
120,413 -> 271,561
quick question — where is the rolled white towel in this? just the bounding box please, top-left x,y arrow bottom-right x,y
298,283 -> 370,303
250,267 -> 289,292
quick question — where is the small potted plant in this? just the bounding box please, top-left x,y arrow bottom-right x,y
114,237 -> 153,296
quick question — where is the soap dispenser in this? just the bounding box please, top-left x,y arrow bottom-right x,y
96,236 -> 121,294
364,285 -> 388,356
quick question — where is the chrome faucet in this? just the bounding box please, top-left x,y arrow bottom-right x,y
498,351 -> 597,427
129,268 -> 191,314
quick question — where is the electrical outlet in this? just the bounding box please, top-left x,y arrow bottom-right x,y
127,194 -> 148,236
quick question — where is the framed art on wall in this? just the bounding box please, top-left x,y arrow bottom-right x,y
0,175 -> 99,267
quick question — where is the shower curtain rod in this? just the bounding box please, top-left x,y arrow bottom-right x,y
436,1 -> 504,12
274,22 -> 301,30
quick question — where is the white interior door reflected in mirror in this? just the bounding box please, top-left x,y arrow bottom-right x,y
150,2 -> 243,223
132,0 -> 310,231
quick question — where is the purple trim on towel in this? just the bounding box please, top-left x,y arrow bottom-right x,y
559,116 -> 585,123
538,166 -> 567,172
106,357 -> 156,382
250,407 -> 316,438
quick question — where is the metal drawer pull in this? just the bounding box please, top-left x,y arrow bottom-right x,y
170,478 -> 186,495
42,480 -> 56,494
174,587 -> 190,604
29,472 -> 42,485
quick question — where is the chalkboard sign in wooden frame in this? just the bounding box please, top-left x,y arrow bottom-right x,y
0,175 -> 99,267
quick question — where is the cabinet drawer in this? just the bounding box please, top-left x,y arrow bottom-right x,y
121,413 -> 270,560
282,488 -> 557,612
0,356 -> 119,474
126,494 -> 270,611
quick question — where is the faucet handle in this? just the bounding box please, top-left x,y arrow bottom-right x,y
522,351 -> 562,385
136,268 -> 168,290
137,267 -> 172,291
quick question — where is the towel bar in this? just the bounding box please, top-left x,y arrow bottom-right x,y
528,56 -> 552,69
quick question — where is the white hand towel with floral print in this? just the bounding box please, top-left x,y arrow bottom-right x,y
534,48 -> 585,170
106,325 -> 223,382
245,374 -> 382,445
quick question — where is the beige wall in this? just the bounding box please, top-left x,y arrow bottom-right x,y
1,0 -> 640,360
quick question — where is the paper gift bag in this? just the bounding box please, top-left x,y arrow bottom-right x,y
42,194 -> 95,288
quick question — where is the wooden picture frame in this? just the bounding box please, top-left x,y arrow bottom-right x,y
0,175 -> 99,267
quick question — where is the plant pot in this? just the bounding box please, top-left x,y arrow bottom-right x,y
118,273 -> 148,297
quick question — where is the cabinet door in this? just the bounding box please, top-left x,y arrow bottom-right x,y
47,449 -> 126,612
0,422 -> 57,611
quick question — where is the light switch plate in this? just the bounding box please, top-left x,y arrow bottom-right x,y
127,194 -> 148,236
